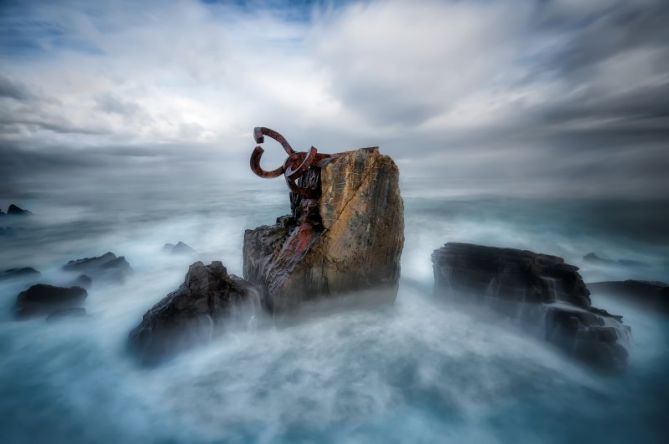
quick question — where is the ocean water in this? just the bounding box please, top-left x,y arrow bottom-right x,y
1,171 -> 668,444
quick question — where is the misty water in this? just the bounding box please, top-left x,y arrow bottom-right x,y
1,171 -> 668,444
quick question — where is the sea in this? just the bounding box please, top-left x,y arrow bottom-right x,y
1,166 -> 668,444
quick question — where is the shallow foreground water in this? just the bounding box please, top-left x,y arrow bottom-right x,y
1,174 -> 668,443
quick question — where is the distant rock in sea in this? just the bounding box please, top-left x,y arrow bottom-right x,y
69,274 -> 92,289
583,252 -> 648,268
588,280 -> 669,315
128,261 -> 259,364
163,241 -> 196,255
244,147 -> 404,313
15,284 -> 88,318
432,242 -> 631,372
63,252 -> 132,283
0,267 -> 40,281
6,204 -> 31,215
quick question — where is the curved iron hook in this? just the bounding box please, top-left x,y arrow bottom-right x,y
254,127 -> 294,155
250,146 -> 284,178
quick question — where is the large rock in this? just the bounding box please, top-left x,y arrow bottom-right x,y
243,147 -> 404,313
588,280 -> 669,315
163,241 -> 196,255
128,261 -> 259,364
15,284 -> 87,318
432,242 -> 631,372
62,252 -> 132,283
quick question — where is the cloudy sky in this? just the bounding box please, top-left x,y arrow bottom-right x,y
1,0 -> 668,198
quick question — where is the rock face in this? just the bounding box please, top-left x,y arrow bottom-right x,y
432,242 -> 631,372
583,252 -> 647,268
15,284 -> 87,318
63,252 -> 132,283
588,280 -> 669,315
128,261 -> 259,364
0,267 -> 40,281
243,147 -> 404,313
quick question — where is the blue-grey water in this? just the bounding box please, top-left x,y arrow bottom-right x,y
1,170 -> 668,443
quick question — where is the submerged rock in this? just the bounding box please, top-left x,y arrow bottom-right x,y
588,280 -> 669,315
244,147 -> 404,313
583,252 -> 648,268
6,204 -> 31,215
432,242 -> 630,372
46,307 -> 87,321
0,267 -> 40,281
128,261 -> 259,364
163,241 -> 196,255
15,284 -> 87,318
62,252 -> 132,283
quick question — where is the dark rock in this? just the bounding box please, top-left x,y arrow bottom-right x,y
128,261 -> 260,364
433,242 -> 631,372
63,252 -> 132,283
583,252 -> 647,268
244,147 -> 404,313
7,204 -> 31,215
0,267 -> 41,281
46,307 -> 87,321
163,241 -> 196,255
69,274 -> 92,289
15,284 -> 87,318
588,280 -> 669,315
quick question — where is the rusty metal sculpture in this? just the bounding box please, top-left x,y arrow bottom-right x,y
250,127 -> 330,198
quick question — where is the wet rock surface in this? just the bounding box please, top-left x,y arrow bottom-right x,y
6,204 -> 31,216
15,284 -> 88,318
588,280 -> 669,315
432,242 -> 631,372
63,252 -> 132,283
243,147 -> 404,313
128,261 -> 259,364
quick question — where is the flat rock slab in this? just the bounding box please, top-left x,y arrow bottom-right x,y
588,280 -> 669,315
63,251 -> 132,283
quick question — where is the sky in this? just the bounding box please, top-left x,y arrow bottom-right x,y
1,0 -> 668,198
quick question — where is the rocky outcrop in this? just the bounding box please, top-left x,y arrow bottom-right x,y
433,242 -> 631,372
243,147 -> 404,313
63,252 -> 132,283
163,241 -> 196,255
128,261 -> 260,364
15,284 -> 87,318
6,204 -> 31,215
0,267 -> 40,281
588,280 -> 669,315
68,274 -> 92,289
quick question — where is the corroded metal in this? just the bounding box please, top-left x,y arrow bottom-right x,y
250,127 -> 330,198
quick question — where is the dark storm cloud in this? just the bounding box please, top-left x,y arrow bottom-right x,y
0,0 -> 667,198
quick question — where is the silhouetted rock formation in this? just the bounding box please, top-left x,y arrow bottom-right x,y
7,204 -> 31,215
163,241 -> 196,255
588,280 -> 669,315
0,267 -> 40,281
15,284 -> 87,318
583,252 -> 647,268
63,252 -> 132,283
128,261 -> 259,364
244,147 -> 404,313
432,242 -> 630,372
69,274 -> 92,289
